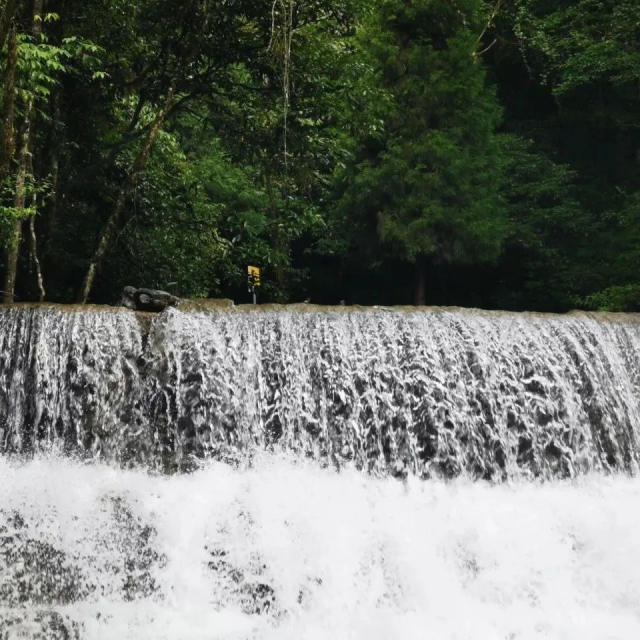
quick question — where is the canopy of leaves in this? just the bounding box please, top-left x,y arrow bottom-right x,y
0,0 -> 638,310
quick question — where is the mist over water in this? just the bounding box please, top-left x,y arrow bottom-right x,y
1,305 -> 640,638
2,454 -> 640,640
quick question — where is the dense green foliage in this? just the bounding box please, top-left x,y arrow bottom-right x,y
0,0 -> 638,310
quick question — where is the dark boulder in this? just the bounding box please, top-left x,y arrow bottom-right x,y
119,286 -> 138,310
118,287 -> 180,312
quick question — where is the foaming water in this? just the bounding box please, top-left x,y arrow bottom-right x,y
1,455 -> 640,639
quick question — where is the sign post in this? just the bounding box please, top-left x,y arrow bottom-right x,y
247,265 -> 261,305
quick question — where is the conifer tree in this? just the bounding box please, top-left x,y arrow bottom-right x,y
340,0 -> 507,304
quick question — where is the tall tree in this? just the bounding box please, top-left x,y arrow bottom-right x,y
337,0 -> 507,304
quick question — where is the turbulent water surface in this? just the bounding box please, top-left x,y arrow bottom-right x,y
1,304 -> 639,638
1,455 -> 640,640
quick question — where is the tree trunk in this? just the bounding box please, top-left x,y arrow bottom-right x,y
76,0 -> 209,303
27,152 -> 45,301
76,82 -> 177,303
29,203 -> 45,301
0,23 -> 19,302
414,256 -> 426,306
0,0 -> 18,52
0,22 -> 17,183
2,0 -> 42,303
274,231 -> 287,300
264,168 -> 288,300
3,113 -> 31,302
41,90 -> 63,261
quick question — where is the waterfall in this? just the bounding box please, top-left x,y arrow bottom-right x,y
2,303 -> 640,638
1,304 -> 639,478
0,305 -> 144,460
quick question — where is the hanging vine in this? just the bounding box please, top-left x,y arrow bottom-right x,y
269,0 -> 295,171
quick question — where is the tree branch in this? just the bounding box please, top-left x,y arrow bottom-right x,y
475,0 -> 503,54
477,38 -> 497,57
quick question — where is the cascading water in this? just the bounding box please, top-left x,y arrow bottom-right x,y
2,304 -> 640,477
1,303 -> 640,638
0,306 -> 144,459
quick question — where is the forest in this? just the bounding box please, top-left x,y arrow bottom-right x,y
0,0 -> 638,311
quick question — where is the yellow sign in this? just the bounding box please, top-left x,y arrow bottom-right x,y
247,265 -> 261,287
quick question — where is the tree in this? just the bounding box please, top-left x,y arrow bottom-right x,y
337,0 -> 507,304
495,135 -> 590,310
504,0 -> 640,310
0,0 -> 637,311
0,2 -> 102,302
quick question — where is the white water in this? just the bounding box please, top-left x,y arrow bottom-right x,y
2,454 -> 640,639
2,306 -> 640,637
2,305 -> 640,478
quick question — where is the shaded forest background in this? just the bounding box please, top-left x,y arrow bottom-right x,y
0,0 -> 638,311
